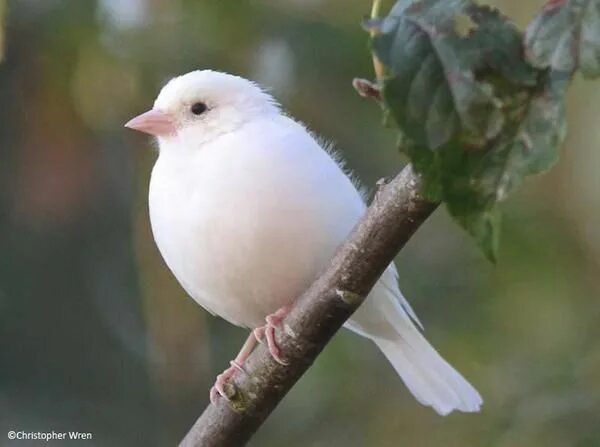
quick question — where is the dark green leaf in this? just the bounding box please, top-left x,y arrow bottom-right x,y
525,0 -> 600,79
473,81 -> 566,205
371,0 -> 512,150
369,0 -> 570,261
456,207 -> 501,263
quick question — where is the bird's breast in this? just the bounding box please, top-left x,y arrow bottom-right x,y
147,135 -> 356,328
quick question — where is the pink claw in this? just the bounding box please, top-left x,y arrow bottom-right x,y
209,333 -> 256,404
253,306 -> 289,365
210,363 -> 240,405
209,306 -> 291,404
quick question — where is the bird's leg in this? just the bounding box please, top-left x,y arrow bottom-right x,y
253,306 -> 290,366
209,332 -> 257,404
210,306 -> 290,403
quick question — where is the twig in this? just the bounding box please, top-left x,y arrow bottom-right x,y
179,164 -> 438,447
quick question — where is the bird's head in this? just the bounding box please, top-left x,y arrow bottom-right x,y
125,70 -> 279,145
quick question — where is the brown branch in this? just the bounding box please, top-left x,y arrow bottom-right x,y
179,164 -> 438,447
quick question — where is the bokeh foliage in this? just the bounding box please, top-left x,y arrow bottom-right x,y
0,0 -> 5,61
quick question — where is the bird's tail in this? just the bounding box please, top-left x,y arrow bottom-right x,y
346,266 -> 482,415
372,320 -> 482,415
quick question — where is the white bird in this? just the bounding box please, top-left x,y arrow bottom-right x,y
125,70 -> 482,415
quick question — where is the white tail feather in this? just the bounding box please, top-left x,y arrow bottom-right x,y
373,326 -> 482,415
346,266 -> 482,415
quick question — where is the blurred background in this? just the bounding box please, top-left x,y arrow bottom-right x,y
1,0 -> 599,445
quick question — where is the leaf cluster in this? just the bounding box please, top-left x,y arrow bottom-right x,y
367,0 -> 600,260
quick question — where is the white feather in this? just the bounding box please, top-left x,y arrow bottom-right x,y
147,70 -> 482,414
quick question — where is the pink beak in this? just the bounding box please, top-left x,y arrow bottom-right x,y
124,109 -> 176,137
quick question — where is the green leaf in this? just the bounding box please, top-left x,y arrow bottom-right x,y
525,0 -> 600,79
473,79 -> 567,204
437,86 -> 565,260
369,0 -> 570,261
457,207 -> 501,263
371,0 -> 514,150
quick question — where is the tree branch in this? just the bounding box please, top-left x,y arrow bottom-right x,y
179,164 -> 438,447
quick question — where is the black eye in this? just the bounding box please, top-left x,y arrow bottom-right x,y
191,102 -> 207,115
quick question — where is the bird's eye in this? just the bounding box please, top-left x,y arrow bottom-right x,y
191,102 -> 207,115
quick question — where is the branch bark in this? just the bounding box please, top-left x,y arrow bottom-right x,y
179,164 -> 438,447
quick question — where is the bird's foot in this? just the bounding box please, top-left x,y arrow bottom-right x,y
209,360 -> 245,404
209,332 -> 257,404
253,306 -> 289,365
209,307 -> 290,404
